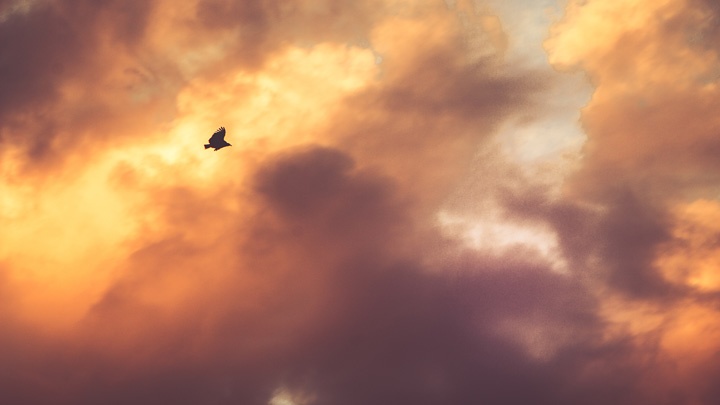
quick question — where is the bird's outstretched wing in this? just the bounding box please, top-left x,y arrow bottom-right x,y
208,127 -> 226,143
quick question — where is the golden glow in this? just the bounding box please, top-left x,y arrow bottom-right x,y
0,37 -> 381,332
595,201 -> 720,388
655,200 -> 720,292
0,171 -> 134,329
660,303 -> 720,362
546,0 -> 679,71
545,0 -> 720,102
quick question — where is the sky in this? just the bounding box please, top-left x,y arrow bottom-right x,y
1,0 -> 720,403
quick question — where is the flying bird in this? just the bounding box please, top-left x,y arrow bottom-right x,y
204,127 -> 232,151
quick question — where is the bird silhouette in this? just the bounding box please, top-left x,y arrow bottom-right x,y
204,127 -> 232,151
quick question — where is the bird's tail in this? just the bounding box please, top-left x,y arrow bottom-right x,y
204,144 -> 211,149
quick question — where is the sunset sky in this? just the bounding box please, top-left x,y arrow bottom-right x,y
2,0 -> 720,403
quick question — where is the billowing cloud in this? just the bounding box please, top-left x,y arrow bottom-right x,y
544,0 -> 720,295
2,0 -> 720,404
542,0 -> 720,400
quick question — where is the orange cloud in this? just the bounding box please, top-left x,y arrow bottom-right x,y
541,0 -> 720,401
3,0 -> 720,403
655,199 -> 720,292
546,0 -> 720,200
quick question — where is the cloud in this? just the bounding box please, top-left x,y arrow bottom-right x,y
61,145 -> 611,405
2,0 -> 720,403
540,0 -> 720,399
542,0 -> 720,296
546,0 -> 720,199
0,0 -> 164,165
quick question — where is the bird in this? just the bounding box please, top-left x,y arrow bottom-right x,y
204,127 -> 232,151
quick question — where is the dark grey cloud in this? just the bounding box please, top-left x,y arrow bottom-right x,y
2,140 -> 718,404
77,147 -> 586,404
0,146 -> 668,405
